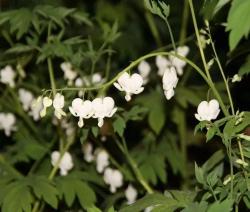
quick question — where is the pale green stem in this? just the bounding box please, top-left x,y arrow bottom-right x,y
44,51 -> 228,116
145,10 -> 162,47
165,19 -> 177,51
179,0 -> 190,45
207,23 -> 235,115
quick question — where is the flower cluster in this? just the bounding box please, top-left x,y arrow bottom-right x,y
0,113 -> 16,136
40,93 -> 66,120
69,96 -> 117,127
51,151 -> 74,176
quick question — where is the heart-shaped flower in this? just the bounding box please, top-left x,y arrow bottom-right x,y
103,168 -> 123,193
40,97 -> 53,117
18,88 -> 34,111
114,72 -> 144,101
60,62 -> 77,85
125,184 -> 138,205
95,149 -> 109,173
162,66 -> 179,100
92,97 -> 117,127
0,113 -> 16,136
69,98 -> 93,127
138,60 -> 151,84
195,99 -> 220,121
53,93 -> 66,119
51,151 -> 74,176
0,65 -> 16,87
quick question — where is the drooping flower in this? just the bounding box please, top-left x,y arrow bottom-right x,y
156,55 -> 171,76
40,97 -> 53,118
83,142 -> 94,162
0,65 -> 16,87
138,60 -> 151,84
18,88 -> 34,111
169,46 -> 190,75
125,184 -> 138,205
103,167 -> 123,193
60,62 -> 77,85
53,93 -> 66,119
29,97 -> 43,121
162,66 -> 179,100
114,72 -> 144,101
69,98 -> 93,127
0,113 -> 16,136
51,151 -> 74,176
96,149 -> 109,173
92,73 -> 104,84
195,99 -> 220,121
92,97 -> 117,127
232,74 -> 242,83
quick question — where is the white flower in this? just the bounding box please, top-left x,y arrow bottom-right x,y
232,74 -> 242,83
195,99 -> 220,121
18,89 -> 34,111
0,113 -> 16,136
69,98 -> 93,127
60,62 -> 77,85
138,60 -> 151,84
96,149 -> 109,173
114,72 -> 144,101
51,151 -> 74,176
103,168 -> 123,193
125,184 -> 138,205
40,97 -> 53,118
29,97 -> 43,121
156,55 -> 171,76
0,65 -> 16,87
53,93 -> 66,119
235,159 -> 248,167
92,97 -> 117,127
169,46 -> 189,75
83,142 -> 94,162
162,66 -> 179,100
92,73 -> 103,84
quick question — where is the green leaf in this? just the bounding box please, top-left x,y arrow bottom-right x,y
227,0 -> 250,50
120,194 -> 178,212
207,199 -> 233,212
206,126 -> 217,142
195,163 -> 205,185
239,55 -> 250,76
113,115 -> 126,137
30,176 -> 58,209
201,0 -> 230,20
2,181 -> 33,212
56,176 -> 96,209
144,0 -> 170,20
70,11 -> 92,26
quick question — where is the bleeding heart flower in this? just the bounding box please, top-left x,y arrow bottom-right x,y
0,113 -> 16,136
95,149 -> 109,173
114,72 -> 144,101
0,65 -> 16,87
69,98 -> 93,127
162,66 -> 179,100
138,60 -> 151,84
51,151 -> 74,176
53,93 -> 66,119
92,97 -> 117,127
18,88 -> 34,111
40,97 -> 53,118
60,62 -> 77,85
195,99 -> 220,121
125,184 -> 138,205
103,167 -> 123,193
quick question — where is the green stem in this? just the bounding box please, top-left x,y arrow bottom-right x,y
228,143 -> 234,199
179,0 -> 190,45
114,137 -> 153,193
0,156 -> 23,178
188,0 -> 209,79
47,58 -> 56,96
144,10 -> 162,47
165,19 -> 177,51
105,46 -> 112,81
207,23 -> 235,115
44,51 -> 228,116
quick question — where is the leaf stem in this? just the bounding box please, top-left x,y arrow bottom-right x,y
179,0 -> 190,45
165,19 -> 177,51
